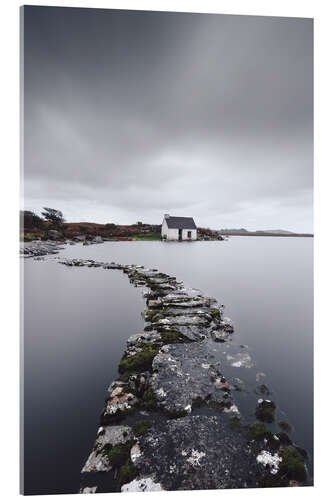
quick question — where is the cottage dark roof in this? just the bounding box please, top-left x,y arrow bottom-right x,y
165,216 -> 197,229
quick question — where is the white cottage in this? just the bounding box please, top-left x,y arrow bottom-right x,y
161,214 -> 197,241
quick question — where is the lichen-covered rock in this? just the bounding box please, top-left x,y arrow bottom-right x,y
121,477 -> 164,492
153,314 -> 211,327
256,450 -> 282,475
136,416 -> 260,490
101,393 -> 138,423
212,329 -> 229,342
81,426 -> 133,473
226,352 -> 254,368
221,317 -> 234,332
126,331 -> 161,350
80,485 -> 97,493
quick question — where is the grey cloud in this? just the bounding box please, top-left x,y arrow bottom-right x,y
23,7 -> 313,231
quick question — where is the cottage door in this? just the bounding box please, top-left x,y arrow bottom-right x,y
178,229 -> 182,241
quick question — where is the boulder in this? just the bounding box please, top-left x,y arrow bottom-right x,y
48,230 -> 60,240
211,329 -> 229,342
93,235 -> 104,243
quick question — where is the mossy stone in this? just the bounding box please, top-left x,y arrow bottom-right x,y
118,344 -> 158,374
119,460 -> 138,486
229,416 -> 242,432
279,447 -> 307,482
278,421 -> 292,434
210,308 -> 221,320
141,388 -> 158,409
276,431 -> 292,445
255,400 -> 276,423
133,420 -> 152,437
247,421 -> 272,441
102,440 -> 135,468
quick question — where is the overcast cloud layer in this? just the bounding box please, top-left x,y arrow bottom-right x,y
23,7 -> 313,231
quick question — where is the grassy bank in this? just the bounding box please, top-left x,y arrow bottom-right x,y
132,232 -> 161,241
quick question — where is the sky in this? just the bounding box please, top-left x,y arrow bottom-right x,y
22,6 -> 313,232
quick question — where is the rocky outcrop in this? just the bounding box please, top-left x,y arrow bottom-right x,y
55,258 -> 309,493
20,240 -> 64,257
48,229 -> 60,240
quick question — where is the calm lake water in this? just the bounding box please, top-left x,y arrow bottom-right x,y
23,237 -> 313,494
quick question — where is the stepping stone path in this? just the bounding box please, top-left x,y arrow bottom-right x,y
56,258 -> 308,493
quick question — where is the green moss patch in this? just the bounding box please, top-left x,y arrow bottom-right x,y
229,416 -> 242,432
278,421 -> 292,433
102,440 -> 135,468
118,344 -> 158,374
133,232 -> 161,240
246,422 -> 272,441
119,460 -> 138,485
167,408 -> 187,419
210,308 -> 221,321
276,432 -> 292,445
133,420 -> 152,437
141,388 -> 158,410
259,474 -> 283,488
278,447 -> 307,481
255,400 -> 276,423
160,330 -> 193,344
144,309 -> 164,322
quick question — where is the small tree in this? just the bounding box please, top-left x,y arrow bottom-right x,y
21,210 -> 45,230
41,207 -> 65,229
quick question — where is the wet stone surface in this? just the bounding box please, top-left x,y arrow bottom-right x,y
53,258 -> 310,492
136,416 -> 259,490
151,342 -> 236,414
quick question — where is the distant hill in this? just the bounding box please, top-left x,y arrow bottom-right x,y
263,229 -> 295,235
219,228 -> 313,237
219,228 -> 249,234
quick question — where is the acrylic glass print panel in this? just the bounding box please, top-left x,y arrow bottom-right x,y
21,5 -> 313,495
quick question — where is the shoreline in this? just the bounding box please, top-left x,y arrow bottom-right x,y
20,233 -> 314,260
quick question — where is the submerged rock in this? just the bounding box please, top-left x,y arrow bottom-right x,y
226,352 -> 254,369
